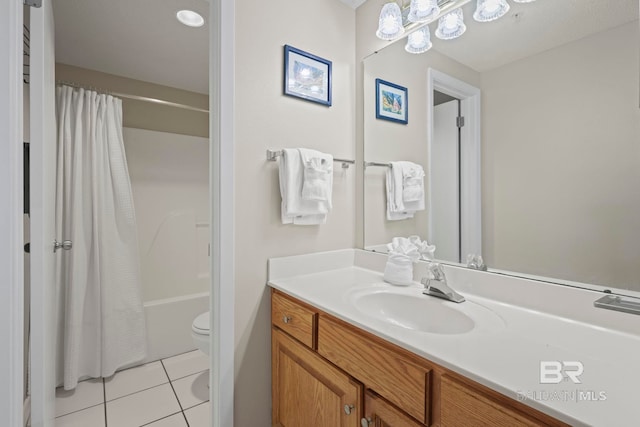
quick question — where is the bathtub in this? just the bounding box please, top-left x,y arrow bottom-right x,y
143,291 -> 209,363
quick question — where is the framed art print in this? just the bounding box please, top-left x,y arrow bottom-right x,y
284,45 -> 332,106
375,78 -> 408,124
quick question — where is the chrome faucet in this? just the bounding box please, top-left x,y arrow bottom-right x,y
421,263 -> 465,303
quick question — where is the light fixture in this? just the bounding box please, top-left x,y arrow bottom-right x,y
176,10 -> 204,27
435,8 -> 466,40
473,0 -> 510,22
407,0 -> 440,24
376,3 -> 405,41
405,27 -> 433,54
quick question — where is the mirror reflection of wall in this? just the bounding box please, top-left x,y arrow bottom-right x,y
363,1 -> 640,293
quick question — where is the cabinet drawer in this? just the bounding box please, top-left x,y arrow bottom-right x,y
318,315 -> 430,425
272,291 -> 317,349
441,375 -> 546,427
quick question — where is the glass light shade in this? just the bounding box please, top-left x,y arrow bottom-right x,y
408,0 -> 440,23
405,27 -> 433,54
435,9 -> 466,40
473,0 -> 510,22
376,3 -> 405,40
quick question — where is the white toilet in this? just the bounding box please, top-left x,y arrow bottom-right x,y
191,311 -> 210,355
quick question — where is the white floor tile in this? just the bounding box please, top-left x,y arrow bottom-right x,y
106,383 -> 181,427
171,370 -> 209,410
162,350 -> 209,381
143,413 -> 188,427
104,361 -> 169,401
55,378 -> 104,417
184,401 -> 211,427
55,404 -> 105,427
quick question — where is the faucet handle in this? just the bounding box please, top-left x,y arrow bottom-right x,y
426,262 -> 445,280
466,254 -> 487,271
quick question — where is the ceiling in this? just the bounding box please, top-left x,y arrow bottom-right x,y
53,0 -> 638,93
53,0 -> 209,94
427,0 -> 639,72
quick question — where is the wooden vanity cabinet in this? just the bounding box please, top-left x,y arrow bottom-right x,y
271,289 -> 568,427
272,328 -> 363,427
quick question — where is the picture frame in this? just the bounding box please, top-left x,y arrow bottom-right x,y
283,45 -> 332,107
375,78 -> 408,124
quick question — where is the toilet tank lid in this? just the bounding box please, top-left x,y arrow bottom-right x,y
192,311 -> 210,332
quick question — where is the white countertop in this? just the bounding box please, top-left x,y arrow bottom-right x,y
267,249 -> 640,427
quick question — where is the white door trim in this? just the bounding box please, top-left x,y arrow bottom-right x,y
426,68 -> 482,260
0,2 -> 25,427
210,0 -> 235,426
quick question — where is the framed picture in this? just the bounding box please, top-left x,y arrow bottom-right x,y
284,45 -> 332,106
375,78 -> 408,124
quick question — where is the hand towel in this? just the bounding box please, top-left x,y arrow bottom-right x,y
279,148 -> 330,225
299,148 -> 333,205
386,161 -> 425,220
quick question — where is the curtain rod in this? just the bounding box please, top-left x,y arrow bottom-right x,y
56,81 -> 209,114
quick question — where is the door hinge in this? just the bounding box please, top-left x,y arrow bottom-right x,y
456,116 -> 465,128
24,0 -> 42,8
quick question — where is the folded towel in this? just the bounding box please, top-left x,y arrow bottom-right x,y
279,148 -> 330,225
408,235 -> 436,260
386,237 -> 421,261
386,161 -> 425,221
299,148 -> 333,204
383,253 -> 414,286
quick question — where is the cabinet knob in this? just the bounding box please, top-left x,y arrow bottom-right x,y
360,417 -> 372,427
344,404 -> 355,415
282,315 -> 291,324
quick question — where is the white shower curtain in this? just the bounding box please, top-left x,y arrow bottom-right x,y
55,85 -> 147,390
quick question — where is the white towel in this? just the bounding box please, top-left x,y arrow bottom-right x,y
279,148 -> 331,225
386,161 -> 425,220
299,148 -> 333,205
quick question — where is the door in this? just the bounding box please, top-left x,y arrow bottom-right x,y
272,328 -> 363,427
431,99 -> 461,263
362,391 -> 424,427
29,0 -> 57,426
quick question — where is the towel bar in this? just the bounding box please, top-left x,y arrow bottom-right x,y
364,161 -> 391,168
266,149 -> 355,169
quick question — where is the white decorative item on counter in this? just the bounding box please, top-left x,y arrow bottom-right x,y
383,237 -> 421,286
408,235 -> 436,260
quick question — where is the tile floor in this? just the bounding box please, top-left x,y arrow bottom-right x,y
54,350 -> 210,427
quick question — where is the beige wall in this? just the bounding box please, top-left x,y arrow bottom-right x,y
55,63 -> 208,138
234,0 -> 356,425
481,22 -> 640,289
363,40 -> 480,247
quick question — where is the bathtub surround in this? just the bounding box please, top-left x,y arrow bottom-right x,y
55,86 -> 146,390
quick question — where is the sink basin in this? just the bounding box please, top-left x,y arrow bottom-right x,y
347,285 -> 504,335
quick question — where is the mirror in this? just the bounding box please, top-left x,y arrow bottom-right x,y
363,0 -> 640,294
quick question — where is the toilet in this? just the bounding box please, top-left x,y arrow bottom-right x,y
191,311 -> 210,355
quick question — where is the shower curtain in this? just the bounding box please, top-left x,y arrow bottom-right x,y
55,85 -> 147,390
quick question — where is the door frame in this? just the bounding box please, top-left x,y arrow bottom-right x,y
426,68 -> 482,260
209,0 -> 235,426
0,2 -> 25,427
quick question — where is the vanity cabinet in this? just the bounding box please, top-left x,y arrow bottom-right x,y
271,289 -> 568,427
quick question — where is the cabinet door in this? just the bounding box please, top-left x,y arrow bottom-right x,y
440,375 -> 544,427
362,391 -> 425,427
273,328 -> 363,427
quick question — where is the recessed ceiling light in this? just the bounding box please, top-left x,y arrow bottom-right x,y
176,10 -> 204,28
